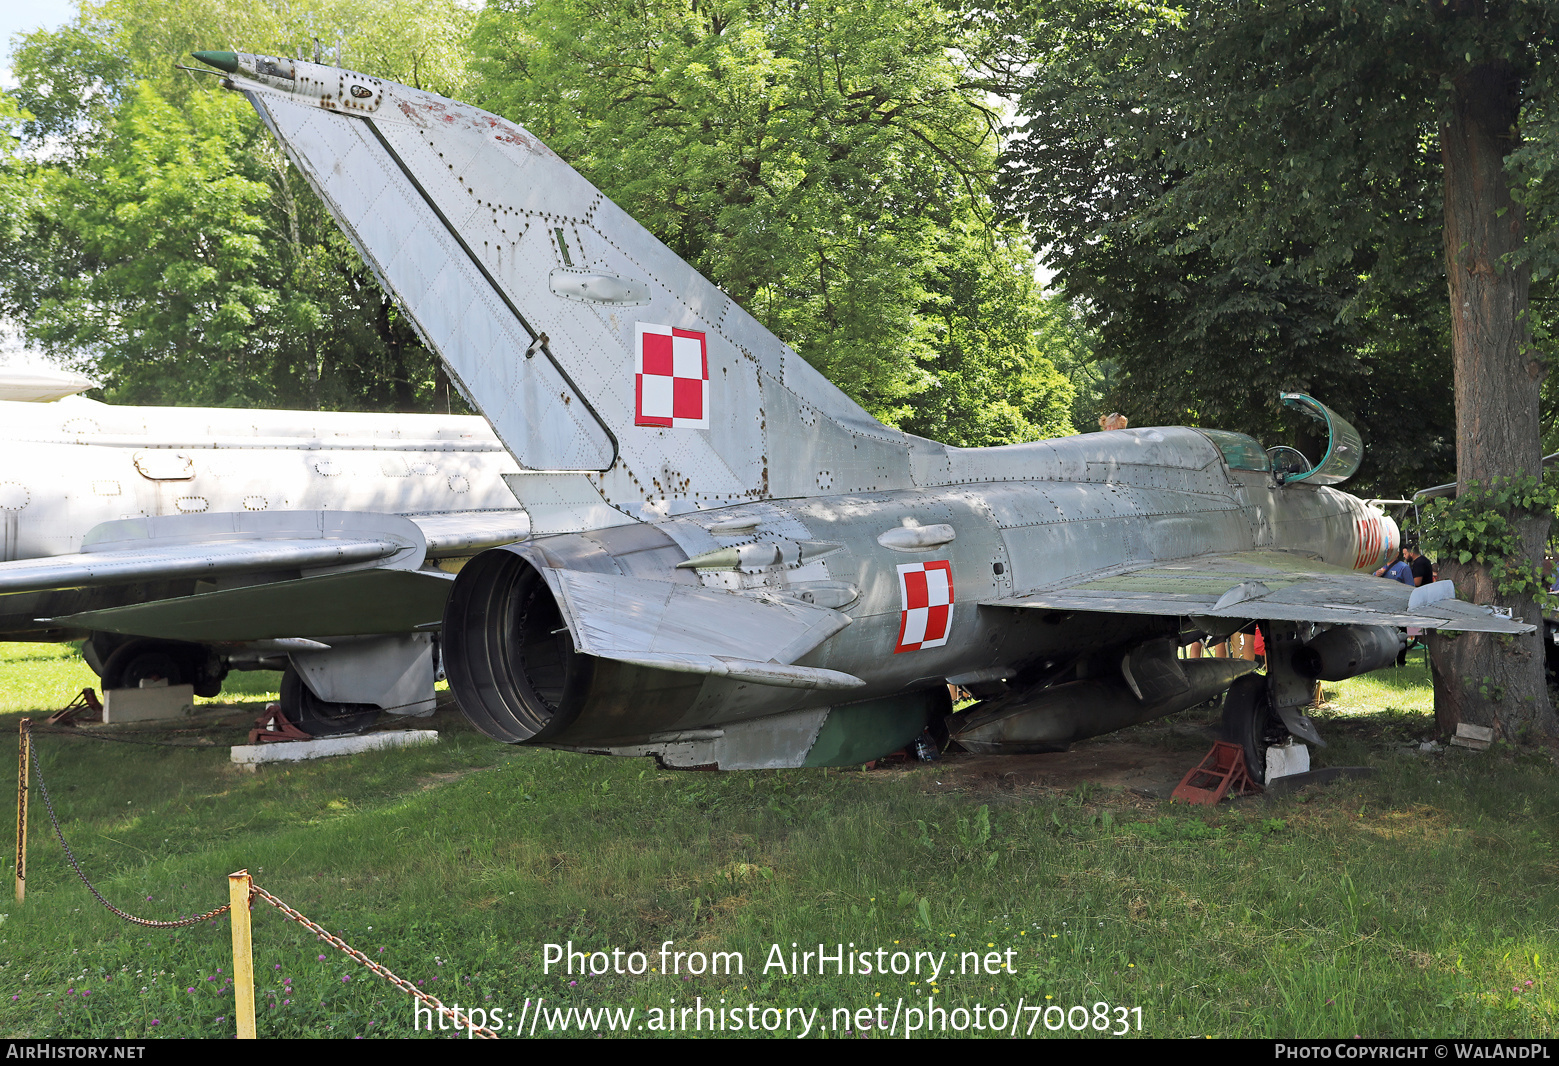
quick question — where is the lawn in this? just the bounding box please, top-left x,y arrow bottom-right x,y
0,642 -> 1555,1039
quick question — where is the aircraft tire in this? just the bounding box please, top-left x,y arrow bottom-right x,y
279,666 -> 380,737
100,640 -> 187,691
1220,674 -> 1283,785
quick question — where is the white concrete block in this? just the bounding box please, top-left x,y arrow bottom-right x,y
1450,722 -> 1494,751
102,684 -> 196,723
231,729 -> 438,768
1265,740 -> 1311,782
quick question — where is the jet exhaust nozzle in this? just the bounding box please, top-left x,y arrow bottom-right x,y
949,658 -> 1258,755
440,547 -> 592,743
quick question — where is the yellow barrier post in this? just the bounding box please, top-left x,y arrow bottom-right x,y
228,870 -> 256,1038
15,719 -> 28,905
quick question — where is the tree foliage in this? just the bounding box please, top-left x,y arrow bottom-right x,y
0,0 -> 483,411
1001,0 -> 1559,497
1002,0 -> 1559,738
0,0 -> 1083,442
470,0 -> 1076,443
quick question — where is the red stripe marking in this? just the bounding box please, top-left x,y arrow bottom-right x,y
923,603 -> 951,643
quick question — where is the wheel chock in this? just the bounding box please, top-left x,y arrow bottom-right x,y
1171,741 -> 1262,805
45,688 -> 103,727
249,703 -> 314,744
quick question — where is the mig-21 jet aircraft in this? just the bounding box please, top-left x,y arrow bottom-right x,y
162,50 -> 1529,778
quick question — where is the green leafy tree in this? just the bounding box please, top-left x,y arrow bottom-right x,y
0,2 -> 475,411
21,85 -> 278,405
85,0 -> 477,98
4,0 -> 1081,440
1002,0 -> 1559,740
470,0 -> 1075,441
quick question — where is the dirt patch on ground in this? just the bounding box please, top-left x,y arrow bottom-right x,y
912,718 -> 1227,799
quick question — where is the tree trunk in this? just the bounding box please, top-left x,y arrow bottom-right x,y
1427,62 -> 1556,742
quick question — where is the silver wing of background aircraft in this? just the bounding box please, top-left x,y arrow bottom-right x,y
0,385 -> 528,730
194,49 -> 1530,778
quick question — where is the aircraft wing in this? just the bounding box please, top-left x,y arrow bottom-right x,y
5,510 -> 535,644
0,511 -> 429,598
0,510 -> 534,601
44,567 -> 456,641
984,549 -> 1533,634
540,568 -> 864,690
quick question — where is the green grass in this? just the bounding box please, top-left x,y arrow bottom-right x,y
0,642 -> 1555,1038
0,642 -> 280,715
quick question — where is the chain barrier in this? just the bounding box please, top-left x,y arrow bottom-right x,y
22,715 -> 495,1038
34,691 -> 459,749
31,728 -> 229,749
26,726 -> 235,928
248,883 -> 498,1039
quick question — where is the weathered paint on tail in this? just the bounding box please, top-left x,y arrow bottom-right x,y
219,53 -> 914,532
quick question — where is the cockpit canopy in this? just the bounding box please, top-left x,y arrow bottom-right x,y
1193,394 -> 1363,486
1278,393 -> 1362,485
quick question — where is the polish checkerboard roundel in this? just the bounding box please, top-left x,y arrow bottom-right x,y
896,561 -> 953,653
635,323 -> 709,429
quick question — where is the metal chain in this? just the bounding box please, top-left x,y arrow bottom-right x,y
25,722 -> 499,1036
27,732 -> 234,929
31,728 -> 228,749
249,883 -> 498,1039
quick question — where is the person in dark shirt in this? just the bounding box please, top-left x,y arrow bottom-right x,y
1376,549 -> 1413,585
1401,543 -> 1435,664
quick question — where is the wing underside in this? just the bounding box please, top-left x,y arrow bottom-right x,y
48,568 -> 455,641
983,550 -> 1533,634
0,511 -> 427,597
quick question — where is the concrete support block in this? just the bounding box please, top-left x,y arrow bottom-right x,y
230,729 -> 438,770
1450,722 -> 1494,751
102,684 -> 196,723
1265,739 -> 1311,782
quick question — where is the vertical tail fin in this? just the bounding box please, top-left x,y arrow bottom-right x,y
215,52 -> 915,530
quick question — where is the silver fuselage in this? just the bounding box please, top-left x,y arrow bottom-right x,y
0,396 -> 523,639
492,427 -> 1395,746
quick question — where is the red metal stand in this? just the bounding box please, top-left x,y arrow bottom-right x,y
45,688 -> 102,727
1171,741 -> 1262,805
248,703 -> 313,744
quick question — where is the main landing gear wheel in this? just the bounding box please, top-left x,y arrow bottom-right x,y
279,666 -> 380,737
1220,674 -> 1288,785
99,640 -> 187,690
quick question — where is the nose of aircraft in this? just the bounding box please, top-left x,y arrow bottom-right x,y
192,51 -> 238,73
1354,506 -> 1399,572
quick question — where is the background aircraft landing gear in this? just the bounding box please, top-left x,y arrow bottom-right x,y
279,665 -> 380,737
94,636 -> 225,698
1219,673 -> 1289,785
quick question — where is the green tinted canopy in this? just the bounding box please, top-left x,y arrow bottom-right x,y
1197,429 -> 1271,472
1279,393 -> 1362,485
